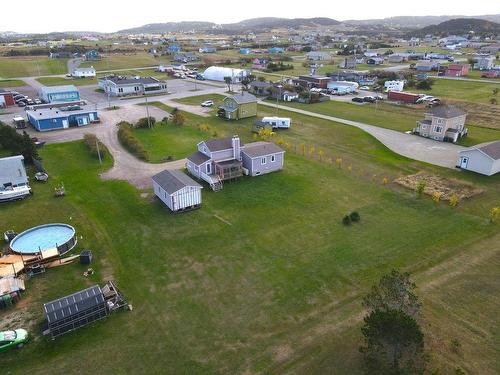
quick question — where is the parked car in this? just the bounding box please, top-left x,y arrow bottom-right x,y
359,86 -> 370,90
416,95 -> 438,104
17,101 -> 26,107
201,100 -> 214,107
195,74 -> 205,81
352,97 -> 364,103
34,99 -> 42,104
363,96 -> 376,103
0,329 -> 29,352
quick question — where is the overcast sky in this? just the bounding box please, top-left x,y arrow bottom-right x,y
2,1 -> 498,33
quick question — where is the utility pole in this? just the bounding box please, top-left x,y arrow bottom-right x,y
143,84 -> 151,129
96,138 -> 102,165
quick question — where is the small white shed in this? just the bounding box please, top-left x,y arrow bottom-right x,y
457,141 -> 500,176
261,116 -> 291,129
152,170 -> 202,212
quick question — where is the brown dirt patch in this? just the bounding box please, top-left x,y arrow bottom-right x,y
395,172 -> 484,200
273,344 -> 294,362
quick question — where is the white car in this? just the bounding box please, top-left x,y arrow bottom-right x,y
416,95 -> 436,104
359,86 -> 370,90
201,100 -> 214,107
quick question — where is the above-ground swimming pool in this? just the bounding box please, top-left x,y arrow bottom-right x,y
10,223 -> 77,255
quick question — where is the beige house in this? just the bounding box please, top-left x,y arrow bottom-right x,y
414,105 -> 467,143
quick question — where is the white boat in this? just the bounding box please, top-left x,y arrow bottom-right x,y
0,185 -> 32,202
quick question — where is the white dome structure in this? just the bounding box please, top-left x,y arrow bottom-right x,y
202,66 -> 248,83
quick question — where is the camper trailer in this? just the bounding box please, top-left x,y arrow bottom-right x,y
261,117 -> 291,129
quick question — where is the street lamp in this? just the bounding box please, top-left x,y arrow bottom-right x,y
141,83 -> 152,129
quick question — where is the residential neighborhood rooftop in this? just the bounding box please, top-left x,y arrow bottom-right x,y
229,92 -> 257,104
427,105 -> 466,118
152,170 -> 202,194
243,142 -> 285,158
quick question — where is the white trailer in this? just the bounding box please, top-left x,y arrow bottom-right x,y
261,116 -> 291,129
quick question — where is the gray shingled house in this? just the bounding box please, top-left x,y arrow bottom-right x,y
152,170 -> 202,212
186,135 -> 285,191
457,141 -> 500,176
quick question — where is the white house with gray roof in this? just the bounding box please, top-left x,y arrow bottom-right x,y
186,135 -> 285,191
98,76 -> 168,97
152,170 -> 202,212
457,141 -> 500,176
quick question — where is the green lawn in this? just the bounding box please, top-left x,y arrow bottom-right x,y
0,79 -> 26,88
275,100 -> 500,146
0,126 -> 498,374
173,93 -> 226,107
80,53 -> 172,71
423,78 -> 500,104
36,76 -> 97,86
0,57 -> 68,78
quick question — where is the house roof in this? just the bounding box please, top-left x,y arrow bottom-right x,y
251,81 -> 272,88
187,151 -> 210,165
242,141 -> 284,158
26,105 -> 96,120
39,85 -> 78,94
202,136 -> 237,152
152,170 -> 201,194
44,285 -> 105,324
100,76 -> 163,85
470,141 -> 500,160
426,105 -> 466,119
228,92 -> 257,104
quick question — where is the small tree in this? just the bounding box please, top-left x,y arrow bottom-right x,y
490,98 -> 498,105
335,157 -> 343,168
416,181 -> 426,198
172,110 -> 185,125
360,309 -> 426,374
432,191 -> 442,203
490,207 -> 500,223
363,269 -> 421,317
382,177 -> 389,185
493,88 -> 499,96
449,193 -> 459,208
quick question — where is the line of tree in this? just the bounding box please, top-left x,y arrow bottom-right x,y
116,121 -> 149,161
0,121 -> 39,163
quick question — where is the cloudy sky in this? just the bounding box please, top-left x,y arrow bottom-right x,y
2,0 -> 498,33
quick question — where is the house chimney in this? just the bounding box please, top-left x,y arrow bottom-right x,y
232,135 -> 240,160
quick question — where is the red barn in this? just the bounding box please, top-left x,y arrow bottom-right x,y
445,64 -> 470,77
0,89 -> 15,108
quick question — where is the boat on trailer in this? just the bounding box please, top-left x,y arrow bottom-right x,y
0,185 -> 32,202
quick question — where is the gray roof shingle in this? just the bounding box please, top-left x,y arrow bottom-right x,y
187,151 -> 210,165
228,92 -> 257,104
427,105 -> 466,119
242,142 -> 284,158
152,170 -> 201,194
477,141 -> 500,160
203,136 -> 239,152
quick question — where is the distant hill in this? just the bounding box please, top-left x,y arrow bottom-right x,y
117,17 -> 340,34
118,21 -> 216,34
412,18 -> 500,36
222,17 -> 340,30
344,14 -> 500,28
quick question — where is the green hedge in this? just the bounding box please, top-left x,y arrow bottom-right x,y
117,121 -> 149,161
83,133 -> 108,159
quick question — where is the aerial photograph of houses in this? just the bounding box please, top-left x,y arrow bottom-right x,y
1,0 -> 499,374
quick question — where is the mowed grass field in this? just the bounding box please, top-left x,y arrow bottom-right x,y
0,79 -> 26,88
422,78 -> 500,104
0,57 -> 68,78
276,99 -> 500,147
36,76 -> 97,86
0,135 -> 499,374
79,53 -> 172,71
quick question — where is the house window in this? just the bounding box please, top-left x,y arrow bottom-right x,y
437,119 -> 443,124
271,155 -> 275,162
206,163 -> 211,174
434,126 -> 443,133
261,157 -> 266,165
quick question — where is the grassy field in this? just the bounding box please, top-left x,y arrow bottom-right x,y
36,76 -> 98,86
173,93 -> 226,106
79,53 -> 172,71
0,79 -> 26,88
0,110 -> 499,374
423,78 -> 500,104
0,57 -> 68,78
275,100 -> 500,146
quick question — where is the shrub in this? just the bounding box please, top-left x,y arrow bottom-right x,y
449,193 -> 459,208
490,207 -> 500,223
432,191 -> 442,203
83,133 -> 108,159
342,215 -> 352,226
117,122 -> 149,161
416,181 -> 426,198
135,116 -> 156,129
350,211 -> 360,222
172,110 -> 185,125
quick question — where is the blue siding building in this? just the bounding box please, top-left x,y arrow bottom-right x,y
268,47 -> 285,54
38,85 -> 81,103
26,105 -> 99,132
239,48 -> 251,54
167,44 -> 181,53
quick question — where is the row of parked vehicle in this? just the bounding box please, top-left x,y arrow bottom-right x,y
11,91 -> 42,107
351,95 -> 384,103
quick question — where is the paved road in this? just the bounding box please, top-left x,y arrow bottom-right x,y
259,101 -> 464,169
